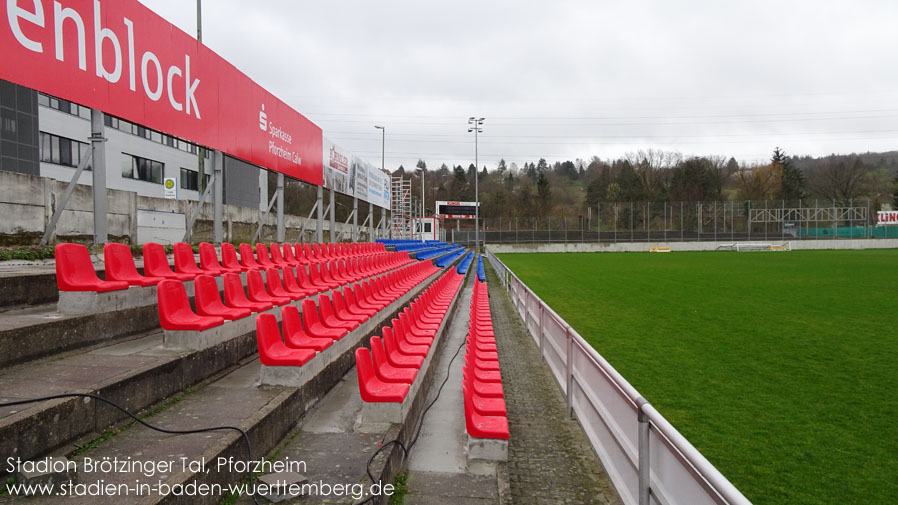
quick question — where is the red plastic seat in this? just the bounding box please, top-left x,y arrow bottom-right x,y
197,243 -> 223,275
319,261 -> 341,287
463,363 -> 504,398
282,267 -> 316,298
295,266 -> 323,295
265,268 -> 302,301
357,282 -> 387,310
239,243 -> 263,271
247,270 -> 290,306
194,275 -> 251,320
391,321 -> 430,356
104,243 -> 163,287
219,243 -> 248,272
301,299 -> 347,340
382,327 -> 424,368
370,337 -> 416,384
280,305 -> 333,351
318,294 -> 358,331
284,244 -> 306,266
343,286 -> 377,317
174,242 -> 212,277
142,243 -> 194,281
355,347 -> 410,403
397,313 -> 434,344
156,279 -> 223,331
255,243 -> 278,269
309,263 -> 339,290
56,243 -> 129,292
222,273 -> 272,312
465,356 -> 503,383
463,383 -> 509,440
269,243 -> 292,267
462,381 -> 507,417
256,313 -> 316,366
332,291 -> 368,324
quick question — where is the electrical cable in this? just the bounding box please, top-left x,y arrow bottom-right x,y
0,393 -> 260,505
357,290 -> 471,505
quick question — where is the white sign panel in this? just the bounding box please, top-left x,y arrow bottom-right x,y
163,178 -> 177,199
367,165 -> 391,209
351,155 -> 369,203
322,137 -> 353,196
877,211 -> 898,225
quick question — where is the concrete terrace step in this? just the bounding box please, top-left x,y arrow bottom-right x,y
0,256 -> 463,488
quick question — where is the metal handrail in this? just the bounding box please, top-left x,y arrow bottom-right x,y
485,249 -> 752,505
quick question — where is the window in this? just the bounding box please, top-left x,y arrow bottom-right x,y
39,132 -> 90,169
39,93 -> 90,119
180,167 -> 210,191
2,117 -> 15,136
121,153 -> 163,183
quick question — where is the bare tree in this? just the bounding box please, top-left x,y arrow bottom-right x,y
735,163 -> 779,201
811,157 -> 868,205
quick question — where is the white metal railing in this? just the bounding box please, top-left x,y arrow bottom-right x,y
485,249 -> 753,505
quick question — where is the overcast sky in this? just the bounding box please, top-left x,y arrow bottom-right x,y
140,0 -> 898,171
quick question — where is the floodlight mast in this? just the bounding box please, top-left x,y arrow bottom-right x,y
467,117 -> 484,252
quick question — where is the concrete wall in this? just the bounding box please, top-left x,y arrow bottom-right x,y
0,169 -> 365,245
487,238 -> 898,254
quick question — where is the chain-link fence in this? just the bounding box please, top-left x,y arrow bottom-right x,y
451,199 -> 897,245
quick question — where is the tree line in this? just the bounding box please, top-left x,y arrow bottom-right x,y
395,148 -> 898,219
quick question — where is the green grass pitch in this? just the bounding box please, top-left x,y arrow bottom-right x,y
498,249 -> 898,505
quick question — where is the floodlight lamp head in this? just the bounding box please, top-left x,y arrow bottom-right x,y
374,125 -> 384,130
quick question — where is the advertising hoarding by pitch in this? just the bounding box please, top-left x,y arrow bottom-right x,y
2,0 -> 322,184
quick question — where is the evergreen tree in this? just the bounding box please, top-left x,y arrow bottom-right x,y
416,159 -> 427,170
536,171 -> 551,216
893,172 -> 898,207
773,147 -> 807,200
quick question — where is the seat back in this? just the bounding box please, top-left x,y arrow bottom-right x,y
220,243 -> 243,270
302,299 -> 321,329
239,243 -> 260,269
104,243 -> 142,281
369,336 -> 390,368
246,270 -> 270,300
223,273 -> 249,305
282,266 -> 303,293
332,290 -> 350,316
382,326 -> 402,358
313,243 -> 322,258
143,242 -> 177,277
156,279 -> 191,328
355,347 -> 376,386
55,243 -> 104,290
256,243 -> 272,265
270,243 -> 287,264
265,268 -> 289,296
283,244 -> 298,264
198,243 -> 222,271
173,242 -> 201,273
318,294 -> 336,320
194,275 -> 225,314
256,313 -> 284,359
281,304 -> 305,343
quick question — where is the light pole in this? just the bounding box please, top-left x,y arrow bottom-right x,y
415,167 -> 425,218
375,125 -> 385,238
468,117 -> 484,252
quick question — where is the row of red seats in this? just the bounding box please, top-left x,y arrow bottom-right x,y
158,254 -> 431,332
256,261 -> 441,367
463,280 -> 509,440
355,270 -> 466,402
54,241 -> 390,292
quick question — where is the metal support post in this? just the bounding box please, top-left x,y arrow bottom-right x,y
276,173 -> 284,243
637,401 -> 651,505
566,327 -> 574,418
213,150 -> 223,243
538,301 -> 545,362
90,109 -> 107,245
252,191 -> 279,244
40,150 -> 93,245
183,174 -> 216,242
316,185 -> 323,243
352,196 -> 358,242
329,188 -> 335,242
368,202 -> 374,242
298,199 -> 319,243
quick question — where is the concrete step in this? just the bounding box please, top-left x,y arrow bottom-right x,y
0,257 -> 462,485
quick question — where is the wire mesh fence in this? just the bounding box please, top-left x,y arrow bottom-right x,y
450,199 -> 897,245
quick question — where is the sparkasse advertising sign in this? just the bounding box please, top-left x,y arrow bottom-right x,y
1,0 -> 323,184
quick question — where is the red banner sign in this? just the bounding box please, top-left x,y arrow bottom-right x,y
1,0 -> 322,184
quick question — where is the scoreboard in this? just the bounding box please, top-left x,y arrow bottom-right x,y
436,201 -> 480,219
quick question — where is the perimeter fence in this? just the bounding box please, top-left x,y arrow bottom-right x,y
485,250 -> 753,505
452,199 -> 897,245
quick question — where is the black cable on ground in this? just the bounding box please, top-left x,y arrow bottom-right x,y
357,337 -> 468,505
0,393 -> 260,505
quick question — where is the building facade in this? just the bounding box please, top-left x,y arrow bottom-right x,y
1,79 -> 266,210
